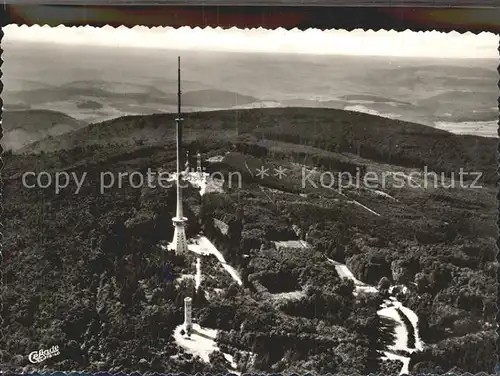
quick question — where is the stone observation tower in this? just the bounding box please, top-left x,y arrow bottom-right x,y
171,56 -> 189,255
196,151 -> 203,177
184,297 -> 193,332
184,150 -> 190,173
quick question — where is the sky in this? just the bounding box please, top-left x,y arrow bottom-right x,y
3,24 -> 498,58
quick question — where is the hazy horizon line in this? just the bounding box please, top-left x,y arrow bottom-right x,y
4,25 -> 498,59
4,39 -> 498,61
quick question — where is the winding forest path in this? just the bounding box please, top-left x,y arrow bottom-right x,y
189,235 -> 243,286
326,256 -> 423,374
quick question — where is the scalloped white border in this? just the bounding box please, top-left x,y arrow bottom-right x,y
0,22 -> 498,375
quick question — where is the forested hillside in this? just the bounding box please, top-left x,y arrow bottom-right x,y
3,107 -> 497,374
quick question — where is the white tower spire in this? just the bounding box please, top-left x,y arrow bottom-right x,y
171,56 -> 189,255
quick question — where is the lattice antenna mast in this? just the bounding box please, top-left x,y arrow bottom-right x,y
178,57 -> 183,167
175,56 -> 184,218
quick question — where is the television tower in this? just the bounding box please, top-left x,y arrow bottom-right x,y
171,56 -> 189,255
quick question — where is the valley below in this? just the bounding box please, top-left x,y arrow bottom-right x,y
3,46 -> 498,153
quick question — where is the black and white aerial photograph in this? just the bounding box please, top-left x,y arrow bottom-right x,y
1,25 -> 498,375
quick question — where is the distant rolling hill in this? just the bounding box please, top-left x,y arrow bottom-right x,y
163,89 -> 259,108
4,80 -> 169,106
2,109 -> 87,151
417,91 -> 497,122
338,94 -> 413,106
19,107 -> 497,185
76,100 -> 104,110
5,79 -> 261,111
4,82 -> 262,127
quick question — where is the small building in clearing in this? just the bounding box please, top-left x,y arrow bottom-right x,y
273,240 -> 309,251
